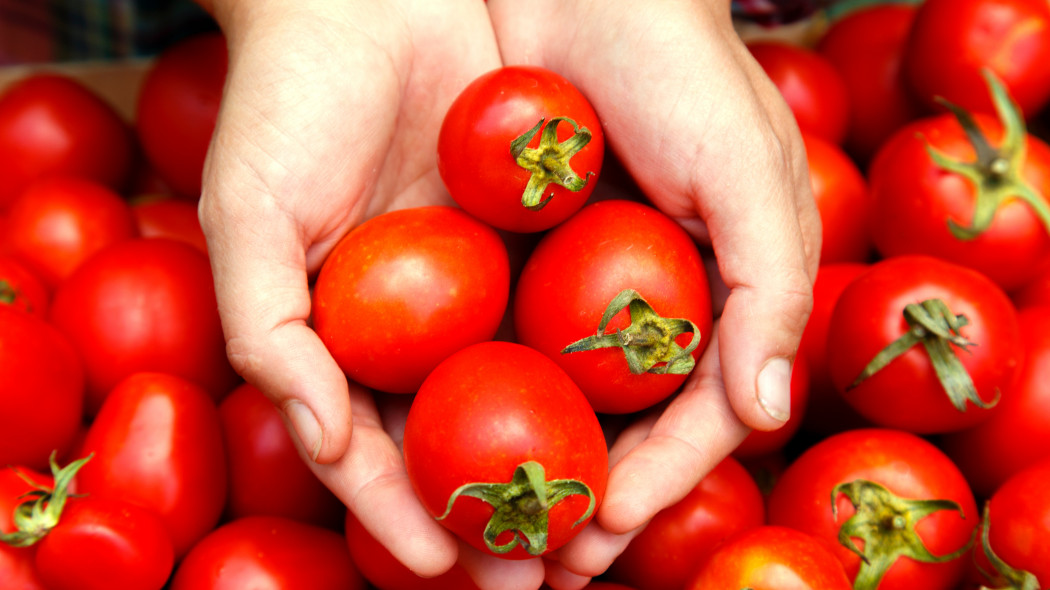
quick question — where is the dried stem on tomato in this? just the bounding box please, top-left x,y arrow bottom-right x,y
511,117 -> 594,211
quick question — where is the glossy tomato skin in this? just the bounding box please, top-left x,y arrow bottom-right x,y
135,32 -> 226,198
76,372 -> 228,559
747,40 -> 851,145
903,0 -> 1050,116
48,237 -> 238,413
976,457 -> 1050,587
686,525 -> 852,590
219,382 -> 344,528
940,304 -> 1050,497
438,66 -> 603,233
403,341 -> 608,559
767,428 -> 978,590
513,199 -> 712,414
606,456 -> 765,590
313,206 -> 509,394
868,113 -> 1050,292
2,177 -> 138,289
0,73 -> 133,211
803,133 -> 872,264
0,305 -> 84,470
171,516 -> 364,590
816,3 -> 923,163
826,255 -> 1022,434
34,498 -> 175,590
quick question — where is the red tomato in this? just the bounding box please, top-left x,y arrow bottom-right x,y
816,3 -> 923,163
0,73 -> 133,211
803,133 -> 873,264
344,511 -> 479,590
219,382 -> 344,528
606,456 -> 765,590
939,304 -> 1050,497
0,305 -> 83,470
903,0 -> 1050,116
685,525 -> 852,590
972,457 -> 1050,587
867,103 -> 1050,292
170,516 -> 365,590
747,40 -> 851,145
733,353 -> 809,458
513,199 -> 712,414
0,255 -> 49,317
403,341 -> 608,559
313,206 -> 509,394
135,32 -> 227,198
1011,262 -> 1050,307
2,177 -> 137,289
48,237 -> 238,413
130,194 -> 209,254
438,65 -> 604,233
76,372 -> 228,559
767,428 -> 978,590
827,255 -> 1022,434
0,466 -> 51,590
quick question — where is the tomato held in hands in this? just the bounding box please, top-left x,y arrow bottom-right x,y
313,206 -> 509,394
403,341 -> 608,559
438,65 -> 603,233
514,199 -> 712,414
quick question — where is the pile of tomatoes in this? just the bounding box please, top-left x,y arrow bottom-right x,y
3,0 -> 1050,588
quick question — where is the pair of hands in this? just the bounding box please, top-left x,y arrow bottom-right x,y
193,0 -> 819,588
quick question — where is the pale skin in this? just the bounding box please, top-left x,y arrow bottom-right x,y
194,0 -> 819,588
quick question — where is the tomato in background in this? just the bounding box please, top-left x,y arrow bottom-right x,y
0,305 -> 83,470
135,31 -> 227,198
170,516 -> 365,590
75,372 -> 228,559
606,456 -> 765,590
48,237 -> 238,413
0,255 -> 49,317
903,0 -> 1050,117
438,65 -> 604,233
219,382 -> 344,528
130,194 -> 209,254
816,2 -> 923,163
802,133 -> 872,265
747,40 -> 850,145
0,73 -> 133,211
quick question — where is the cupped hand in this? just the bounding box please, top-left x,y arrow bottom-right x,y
487,0 -> 820,585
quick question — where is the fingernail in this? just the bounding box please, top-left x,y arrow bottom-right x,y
285,401 -> 323,461
756,357 -> 792,423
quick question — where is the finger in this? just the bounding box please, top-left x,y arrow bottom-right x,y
542,555 -> 593,590
457,541 -> 546,590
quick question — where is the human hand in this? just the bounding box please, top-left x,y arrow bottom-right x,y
487,0 -> 820,586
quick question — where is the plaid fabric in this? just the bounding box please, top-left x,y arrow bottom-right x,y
0,0 -> 217,65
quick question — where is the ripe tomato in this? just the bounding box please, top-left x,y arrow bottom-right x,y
130,194 -> 209,254
48,237 -> 238,413
747,40 -> 851,145
437,65 -> 604,233
402,341 -> 608,559
816,2 -> 924,163
513,199 -> 712,414
76,372 -> 228,559
767,428 -> 978,590
0,305 -> 83,470
939,304 -> 1050,497
826,255 -> 1022,434
135,31 -> 227,198
903,0 -> 1050,116
219,382 -> 344,528
0,73 -> 133,211
344,511 -> 479,590
685,525 -> 852,590
803,133 -> 872,265
313,206 -> 509,394
0,255 -> 49,317
866,87 -> 1050,292
170,516 -> 365,590
605,456 -> 765,590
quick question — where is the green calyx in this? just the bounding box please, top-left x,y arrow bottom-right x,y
923,68 -> 1050,240
438,460 -> 594,556
510,116 -> 594,211
562,289 -> 701,376
848,298 -> 998,412
832,479 -> 974,590
0,280 -> 19,306
976,503 -> 1041,590
0,452 -> 92,548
